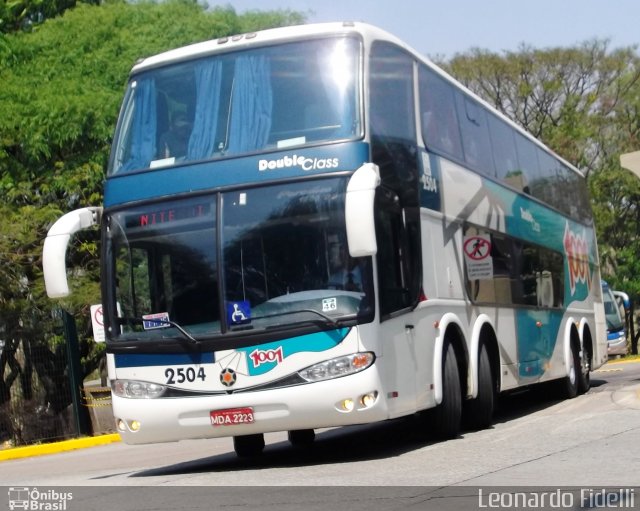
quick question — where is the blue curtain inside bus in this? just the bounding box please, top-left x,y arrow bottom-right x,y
110,37 -> 362,175
122,78 -> 157,172
226,55 -> 273,154
187,60 -> 223,160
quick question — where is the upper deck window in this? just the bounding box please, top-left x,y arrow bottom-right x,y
109,36 -> 362,175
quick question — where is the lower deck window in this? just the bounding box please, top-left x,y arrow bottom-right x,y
464,225 -> 564,308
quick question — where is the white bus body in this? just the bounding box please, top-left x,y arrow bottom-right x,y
43,22 -> 606,456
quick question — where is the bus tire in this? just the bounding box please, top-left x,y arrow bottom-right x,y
431,341 -> 462,439
463,343 -> 494,430
559,343 -> 580,399
233,434 -> 265,457
577,347 -> 591,395
288,429 -> 315,447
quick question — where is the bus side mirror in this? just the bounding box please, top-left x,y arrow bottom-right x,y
345,163 -> 380,257
43,207 -> 103,298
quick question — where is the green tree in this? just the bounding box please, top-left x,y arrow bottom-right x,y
445,40 -> 640,174
0,0 -> 305,444
0,0 -> 101,33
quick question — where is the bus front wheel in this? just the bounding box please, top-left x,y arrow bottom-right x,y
288,429 -> 315,447
233,434 -> 265,457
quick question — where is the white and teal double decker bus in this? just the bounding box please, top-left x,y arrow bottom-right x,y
43,22 -> 607,456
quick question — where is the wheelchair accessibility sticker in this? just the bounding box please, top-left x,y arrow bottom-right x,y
227,301 -> 251,325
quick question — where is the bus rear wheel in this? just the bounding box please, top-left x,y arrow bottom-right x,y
233,434 -> 265,457
463,342 -> 494,430
558,343 -> 580,399
431,341 -> 462,439
577,348 -> 591,395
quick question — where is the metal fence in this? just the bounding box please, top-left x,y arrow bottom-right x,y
0,311 -> 111,448
0,336 -> 78,447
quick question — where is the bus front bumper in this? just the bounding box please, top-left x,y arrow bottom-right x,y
111,367 -> 389,445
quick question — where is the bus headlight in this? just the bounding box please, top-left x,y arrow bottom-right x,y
112,380 -> 166,399
298,352 -> 375,382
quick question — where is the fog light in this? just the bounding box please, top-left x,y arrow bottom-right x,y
116,419 -> 126,432
340,398 -> 354,412
360,392 -> 378,408
129,420 -> 141,432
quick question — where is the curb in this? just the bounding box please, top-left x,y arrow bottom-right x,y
0,434 -> 121,462
603,357 -> 640,365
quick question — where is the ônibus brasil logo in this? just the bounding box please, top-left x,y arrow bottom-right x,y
8,487 -> 73,510
563,222 -> 591,296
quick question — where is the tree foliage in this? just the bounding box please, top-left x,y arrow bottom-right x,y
445,41 -> 640,173
0,0 -> 305,443
0,0 -> 92,33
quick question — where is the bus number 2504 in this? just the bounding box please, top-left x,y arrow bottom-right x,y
165,366 -> 206,384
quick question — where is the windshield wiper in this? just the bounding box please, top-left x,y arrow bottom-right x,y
117,317 -> 200,345
252,308 -> 346,329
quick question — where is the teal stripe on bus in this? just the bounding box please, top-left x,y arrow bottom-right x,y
104,142 -> 370,207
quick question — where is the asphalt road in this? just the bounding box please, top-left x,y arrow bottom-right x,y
1,360 -> 639,510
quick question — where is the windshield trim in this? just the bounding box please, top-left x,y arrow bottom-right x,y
103,176 -> 375,347
107,35 -> 364,177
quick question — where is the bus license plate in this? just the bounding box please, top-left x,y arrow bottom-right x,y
210,407 -> 255,427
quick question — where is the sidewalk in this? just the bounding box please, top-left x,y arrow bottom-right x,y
0,434 -> 121,462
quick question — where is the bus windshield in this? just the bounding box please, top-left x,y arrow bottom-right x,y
109,36 -> 360,175
108,178 -> 373,340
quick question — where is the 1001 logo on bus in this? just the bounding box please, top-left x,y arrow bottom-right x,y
563,222 -> 591,296
249,346 -> 284,368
